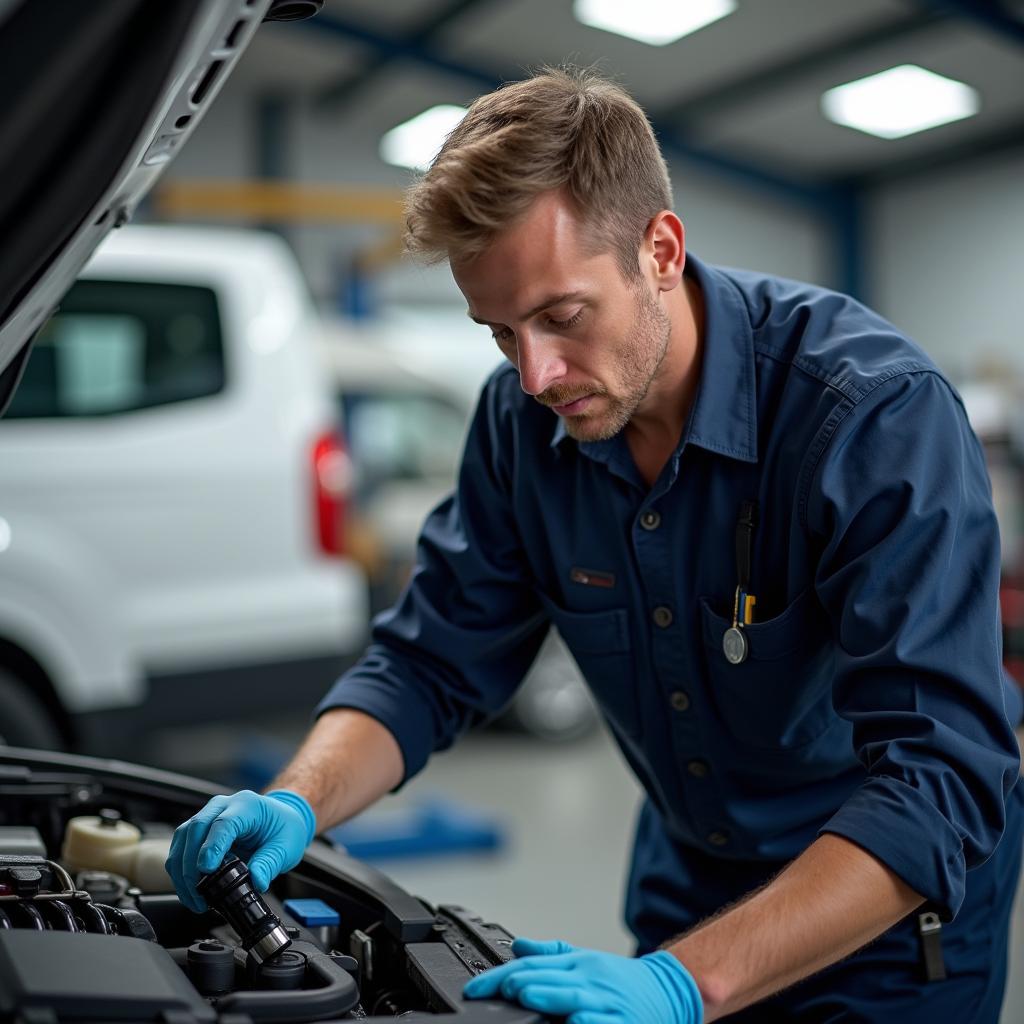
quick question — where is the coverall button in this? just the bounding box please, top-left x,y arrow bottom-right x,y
707,831 -> 730,847
687,760 -> 709,779
652,606 -> 673,628
670,690 -> 690,712
640,510 -> 661,531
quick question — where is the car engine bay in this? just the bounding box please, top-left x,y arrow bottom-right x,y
0,748 -> 543,1023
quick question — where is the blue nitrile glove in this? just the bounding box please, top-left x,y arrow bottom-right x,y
165,789 -> 316,913
463,938 -> 703,1024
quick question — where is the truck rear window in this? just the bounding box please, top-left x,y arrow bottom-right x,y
4,279 -> 225,418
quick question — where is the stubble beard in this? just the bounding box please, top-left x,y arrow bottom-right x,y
560,285 -> 671,443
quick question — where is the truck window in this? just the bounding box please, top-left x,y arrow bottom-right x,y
4,279 -> 225,418
341,392 -> 466,489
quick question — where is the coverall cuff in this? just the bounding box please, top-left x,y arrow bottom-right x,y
818,775 -> 966,920
314,677 -> 434,789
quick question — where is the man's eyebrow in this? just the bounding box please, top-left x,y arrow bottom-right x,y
467,291 -> 587,326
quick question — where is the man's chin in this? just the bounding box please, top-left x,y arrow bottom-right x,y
562,410 -> 628,443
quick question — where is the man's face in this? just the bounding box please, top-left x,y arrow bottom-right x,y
452,191 -> 671,442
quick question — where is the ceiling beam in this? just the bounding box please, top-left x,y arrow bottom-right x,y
656,126 -> 838,209
920,0 -> 1024,47
300,9 -> 497,88
301,11 -> 833,211
847,119 -> 1024,185
313,0 -> 499,109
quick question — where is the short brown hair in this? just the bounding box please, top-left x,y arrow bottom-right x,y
403,66 -> 672,279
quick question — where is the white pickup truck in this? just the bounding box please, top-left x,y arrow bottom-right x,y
0,225 -> 369,751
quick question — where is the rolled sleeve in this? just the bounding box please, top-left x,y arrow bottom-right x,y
808,370 -> 1021,917
315,643 -> 467,784
819,775 -> 965,917
316,368 -> 547,786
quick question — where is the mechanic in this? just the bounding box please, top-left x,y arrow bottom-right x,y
167,67 -> 1024,1022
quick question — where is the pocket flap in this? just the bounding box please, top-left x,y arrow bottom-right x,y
537,592 -> 631,655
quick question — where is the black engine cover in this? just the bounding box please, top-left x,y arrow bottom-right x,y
0,930 -> 216,1022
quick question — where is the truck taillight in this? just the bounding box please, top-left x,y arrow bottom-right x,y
312,431 -> 351,557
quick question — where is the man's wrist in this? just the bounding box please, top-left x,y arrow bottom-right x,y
643,950 -> 704,1023
265,788 -> 317,844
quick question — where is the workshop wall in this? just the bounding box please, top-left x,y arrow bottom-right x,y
868,150 -> 1024,382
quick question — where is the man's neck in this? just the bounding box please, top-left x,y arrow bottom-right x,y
625,273 -> 705,488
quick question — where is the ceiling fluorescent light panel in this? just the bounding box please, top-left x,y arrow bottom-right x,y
574,0 -> 737,46
380,104 -> 468,171
822,64 -> 979,139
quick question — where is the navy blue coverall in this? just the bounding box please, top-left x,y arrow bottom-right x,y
318,255 -> 1024,1021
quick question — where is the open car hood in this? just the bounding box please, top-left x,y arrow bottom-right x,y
0,0 -> 322,414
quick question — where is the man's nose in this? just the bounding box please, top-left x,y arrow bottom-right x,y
516,331 -> 566,397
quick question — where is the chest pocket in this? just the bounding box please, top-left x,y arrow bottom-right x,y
536,592 -> 638,739
699,586 -> 836,750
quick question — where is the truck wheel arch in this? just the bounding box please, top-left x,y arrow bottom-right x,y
0,639 -> 71,747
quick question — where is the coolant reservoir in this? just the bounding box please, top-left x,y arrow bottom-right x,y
61,808 -> 173,892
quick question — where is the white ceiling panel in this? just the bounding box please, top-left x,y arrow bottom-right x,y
169,1 -> 1024,193
435,0 -> 914,109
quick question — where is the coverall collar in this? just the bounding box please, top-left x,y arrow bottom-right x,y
550,253 -> 759,466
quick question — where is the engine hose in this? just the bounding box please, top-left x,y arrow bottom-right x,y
0,898 -> 122,934
76,900 -> 112,935
97,903 -> 131,936
11,902 -> 46,930
42,899 -> 80,933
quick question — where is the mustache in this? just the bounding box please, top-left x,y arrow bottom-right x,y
537,383 -> 607,408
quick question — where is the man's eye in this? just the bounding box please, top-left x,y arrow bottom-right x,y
491,327 -> 514,343
549,311 -> 583,331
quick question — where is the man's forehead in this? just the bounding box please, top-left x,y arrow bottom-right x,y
455,236 -> 588,322
453,193 -> 587,278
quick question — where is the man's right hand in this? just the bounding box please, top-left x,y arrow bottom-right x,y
165,789 -> 316,912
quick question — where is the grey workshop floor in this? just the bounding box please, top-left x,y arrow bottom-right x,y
148,722 -> 1024,1022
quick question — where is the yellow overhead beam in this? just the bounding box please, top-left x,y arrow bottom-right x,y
154,179 -> 406,225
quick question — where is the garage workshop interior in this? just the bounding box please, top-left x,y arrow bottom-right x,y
0,2 -> 1023,1022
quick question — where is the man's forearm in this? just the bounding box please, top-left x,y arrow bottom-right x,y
267,708 -> 405,832
667,833 -> 924,1020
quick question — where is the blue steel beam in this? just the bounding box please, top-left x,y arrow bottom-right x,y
256,92 -> 291,179
920,0 -> 1024,47
821,185 -> 865,305
315,0 -> 500,110
254,91 -> 293,241
299,10 -> 495,90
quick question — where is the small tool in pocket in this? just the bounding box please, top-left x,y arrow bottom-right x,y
722,500 -> 759,665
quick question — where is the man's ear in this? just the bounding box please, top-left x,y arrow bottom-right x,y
643,210 -> 685,293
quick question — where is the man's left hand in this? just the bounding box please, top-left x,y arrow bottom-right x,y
463,937 -> 703,1023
